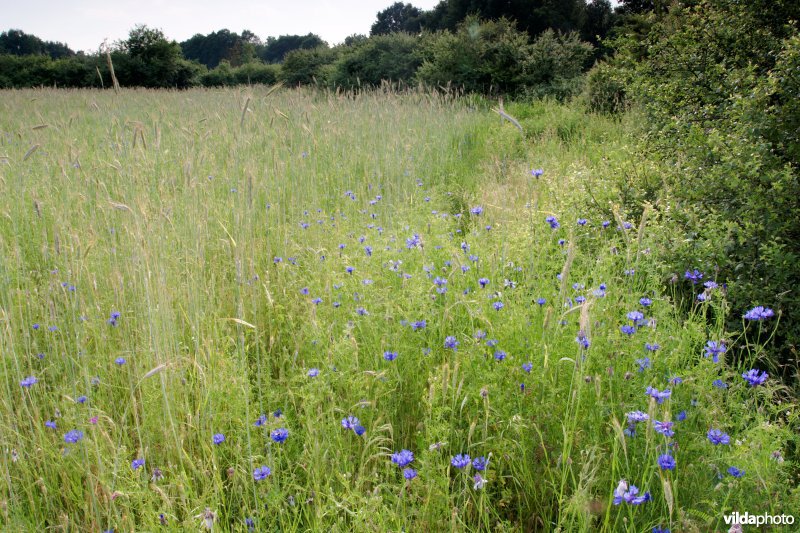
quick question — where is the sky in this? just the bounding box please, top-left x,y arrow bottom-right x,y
4,0 -> 442,53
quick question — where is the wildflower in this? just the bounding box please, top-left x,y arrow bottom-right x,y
522,362 -> 533,373
151,467 -> 163,482
245,517 -> 255,531
115,357 -> 126,365
308,368 -> 319,378
253,466 -> 271,481
391,449 -> 414,467
356,307 -> 368,316
531,168 -> 543,177
627,311 -> 644,322
576,333 -> 590,349
470,206 -> 483,216
213,433 -> 225,445
577,218 -> 588,226
727,466 -> 744,478
652,527 -> 670,533
704,281 -> 718,289
270,428 -> 289,443
364,245 -> 372,256
741,369 -> 768,387
45,420 -> 57,429
76,395 -> 88,404
451,454 -> 471,469
712,379 -> 728,389
254,414 -> 268,427
626,411 -> 649,423
403,468 -> 418,480
411,320 -> 426,330
32,323 -> 40,330
657,454 -> 676,471
684,269 -> 703,284
545,216 -> 560,229
383,351 -> 398,361
653,420 -> 675,438
493,301 -> 504,311
478,278 -> 490,288
486,339 -> 498,347
311,297 -> 322,305
536,298 -> 546,306
743,306 -> 774,321
108,311 -> 121,326
645,343 -> 660,352
620,325 -> 636,336
20,376 -> 38,388
670,376 -> 683,385
612,480 -> 651,505
472,456 -> 488,471
342,416 -> 360,430
473,473 -> 487,489
704,341 -> 726,363
707,429 -> 731,445
640,297 -> 652,307
354,425 -> 366,436
602,220 -> 611,228
676,411 -> 687,422
494,350 -> 506,361
131,458 -> 145,470
575,296 -> 586,304
474,330 -> 486,340
636,357 -> 651,372
444,336 -> 459,350
646,386 -> 671,404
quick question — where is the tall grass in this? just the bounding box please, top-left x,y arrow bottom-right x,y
0,87 -> 796,531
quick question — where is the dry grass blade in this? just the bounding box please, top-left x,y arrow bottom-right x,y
22,144 -> 40,161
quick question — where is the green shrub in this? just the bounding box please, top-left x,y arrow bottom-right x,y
583,61 -> 627,114
279,47 -> 338,86
330,33 -> 422,89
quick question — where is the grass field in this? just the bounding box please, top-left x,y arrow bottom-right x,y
1,87 -> 797,532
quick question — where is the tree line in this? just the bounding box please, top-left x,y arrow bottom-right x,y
0,0 -> 623,94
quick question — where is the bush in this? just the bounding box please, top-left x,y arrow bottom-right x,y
330,33 -> 422,89
583,61 -> 627,114
279,47 -> 338,86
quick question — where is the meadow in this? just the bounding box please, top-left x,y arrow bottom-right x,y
0,87 -> 797,532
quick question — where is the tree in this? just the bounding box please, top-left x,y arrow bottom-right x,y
371,3 -> 424,35
0,29 -> 74,58
115,25 -> 199,88
260,34 -> 327,63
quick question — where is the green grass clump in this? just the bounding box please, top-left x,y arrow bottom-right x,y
0,87 -> 797,531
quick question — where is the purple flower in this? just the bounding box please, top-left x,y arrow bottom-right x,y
536,298 -> 546,306
545,216 -> 560,229
712,379 -> 728,389
253,466 -> 271,481
707,429 -> 730,445
342,416 -> 360,430
115,357 -> 126,365
411,320 -> 426,331
270,428 -> 289,444
213,433 -> 225,445
444,336 -> 458,350
531,168 -> 543,178
131,458 -> 145,470
493,301 -> 504,311
742,369 -> 768,387
576,333 -> 590,350
743,306 -> 774,321
620,325 -> 636,336
383,351 -> 398,361
612,480 -> 651,505
636,357 -> 651,372
727,466 -> 745,478
657,454 -> 676,471
627,311 -> 644,322
470,206 -> 483,216
403,468 -> 418,480
646,386 -> 671,404
391,449 -> 414,467
473,473 -> 487,489
300,287 -> 309,295
451,454 -> 471,469
472,456 -> 487,471
653,420 -> 674,438
308,368 -> 319,378
626,411 -> 649,423
639,297 -> 652,307
684,269 -> 703,284
522,362 -> 533,373
645,343 -> 660,352
354,425 -> 366,436
478,278 -> 490,288
45,420 -> 57,429
64,429 -> 84,443
704,341 -> 726,363
20,376 -> 38,388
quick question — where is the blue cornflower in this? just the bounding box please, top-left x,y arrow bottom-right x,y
676,411 -> 687,421
620,325 -> 636,336
494,350 -> 506,361
558,239 -> 566,246
470,206 -> 483,216
341,416 -> 360,430
115,357 -> 126,365
626,411 -> 649,423
639,297 -> 652,306
474,330 -> 486,340
76,395 -> 88,404
300,287 -> 309,295
576,333 -> 590,349
131,458 -> 145,470
645,343 -> 660,352
575,296 -> 586,304
411,320 -> 426,330
485,339 -> 499,347
652,527 -> 670,533
391,449 -> 414,467
712,379 -> 728,389
20,376 -> 38,388
270,428 -> 288,443
727,466 -> 745,478
444,336 -> 458,350
531,168 -> 543,177
653,420 -> 674,438
670,376 -> 683,385
253,466 -> 271,481
704,341 -> 726,363
602,220 -> 611,228
213,433 -> 225,445
493,302 -> 504,311
522,362 -> 533,373
308,368 -> 319,377
657,454 -> 676,471
612,480 -> 650,505
354,425 -> 366,436
32,323 -> 40,330
684,269 -> 703,284
646,386 -> 671,404
536,298 -> 546,306
311,297 -> 322,305
472,456 -> 488,471
403,468 -> 418,480
254,414 -> 268,427
707,429 -> 730,445
45,420 -> 57,429
545,216 -> 559,229
627,311 -> 644,322
478,278 -> 489,288
364,246 -> 372,256
636,357 -> 651,372
356,307 -> 368,316
383,351 -> 398,361
742,369 -> 768,387
743,306 -> 774,321
577,218 -> 588,226
451,454 -> 471,469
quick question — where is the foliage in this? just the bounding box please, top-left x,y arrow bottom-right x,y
582,61 -> 627,114
417,18 -> 592,97
0,28 -> 75,58
330,33 -> 423,89
617,0 -> 800,381
279,47 -> 339,86
114,25 -> 202,88
181,29 -> 260,68
200,60 -> 280,86
371,2 -> 424,35
259,33 -> 327,64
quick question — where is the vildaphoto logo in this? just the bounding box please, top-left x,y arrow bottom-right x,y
724,512 -> 795,527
